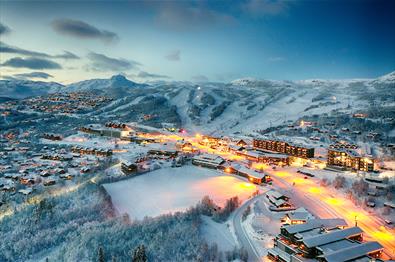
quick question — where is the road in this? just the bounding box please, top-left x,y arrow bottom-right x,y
232,193 -> 267,262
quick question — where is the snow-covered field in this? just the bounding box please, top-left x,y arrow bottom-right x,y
103,165 -> 258,220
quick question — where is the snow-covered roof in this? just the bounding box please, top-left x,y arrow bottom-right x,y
18,188 -> 33,195
231,164 -> 267,179
318,241 -> 383,262
193,154 -> 224,165
259,151 -> 289,159
284,218 -> 347,234
286,211 -> 313,221
266,189 -> 286,200
228,145 -> 243,151
302,227 -> 363,248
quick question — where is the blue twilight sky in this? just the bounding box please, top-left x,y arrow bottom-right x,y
0,0 -> 394,84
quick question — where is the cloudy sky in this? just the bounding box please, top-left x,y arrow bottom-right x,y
0,0 -> 394,84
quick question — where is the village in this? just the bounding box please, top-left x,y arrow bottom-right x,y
0,117 -> 394,261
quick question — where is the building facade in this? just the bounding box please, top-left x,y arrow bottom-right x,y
253,139 -> 314,158
327,148 -> 374,172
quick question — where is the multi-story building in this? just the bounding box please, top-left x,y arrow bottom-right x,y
268,218 -> 384,262
253,138 -> 315,158
327,147 -> 374,172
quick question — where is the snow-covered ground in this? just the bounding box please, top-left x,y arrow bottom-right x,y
200,215 -> 237,252
103,165 -> 258,220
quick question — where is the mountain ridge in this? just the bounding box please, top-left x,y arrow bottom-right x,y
0,71 -> 394,99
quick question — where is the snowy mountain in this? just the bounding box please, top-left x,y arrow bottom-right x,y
0,79 -> 64,99
371,71 -> 395,85
230,77 -> 293,88
0,72 -> 394,135
66,74 -> 146,94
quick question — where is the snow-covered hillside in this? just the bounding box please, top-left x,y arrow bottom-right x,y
0,72 -> 394,135
0,79 -> 64,99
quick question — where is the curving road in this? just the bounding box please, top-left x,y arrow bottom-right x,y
232,193 -> 268,262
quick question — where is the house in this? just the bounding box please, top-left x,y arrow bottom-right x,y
227,164 -> 272,184
192,154 -> 225,169
43,179 -> 56,186
148,149 -> 178,158
281,207 -> 314,225
20,175 -> 36,185
121,160 -> 138,174
60,173 -> 74,180
179,142 -> 197,153
228,144 -> 244,153
18,188 -> 33,195
384,201 -> 395,209
266,190 -> 292,209
236,139 -> 250,147
43,133 -> 62,141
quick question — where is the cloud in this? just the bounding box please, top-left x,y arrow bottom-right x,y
165,50 -> 181,61
1,76 -> 17,81
242,0 -> 289,17
2,57 -> 62,70
13,71 -> 53,80
156,3 -> 235,31
191,75 -> 209,82
0,23 -> 11,35
86,52 -> 140,72
0,41 -> 79,59
137,71 -> 170,79
268,56 -> 286,62
52,19 -> 118,43
53,51 -> 80,59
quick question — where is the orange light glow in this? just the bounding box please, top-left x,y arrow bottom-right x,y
308,187 -> 321,194
241,182 -> 255,188
371,228 -> 395,242
275,171 -> 291,177
251,162 -> 269,170
324,197 -> 342,206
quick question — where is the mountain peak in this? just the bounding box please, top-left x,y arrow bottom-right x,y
378,71 -> 395,83
110,74 -> 137,88
110,74 -> 128,82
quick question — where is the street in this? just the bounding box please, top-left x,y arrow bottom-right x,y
232,193 -> 269,262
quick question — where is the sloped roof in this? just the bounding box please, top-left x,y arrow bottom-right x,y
319,241 -> 383,262
283,218 -> 347,234
302,227 -> 363,248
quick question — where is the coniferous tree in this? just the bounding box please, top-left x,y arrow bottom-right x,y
132,245 -> 147,262
98,246 -> 105,262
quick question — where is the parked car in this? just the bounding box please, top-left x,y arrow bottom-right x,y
367,201 -> 375,207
